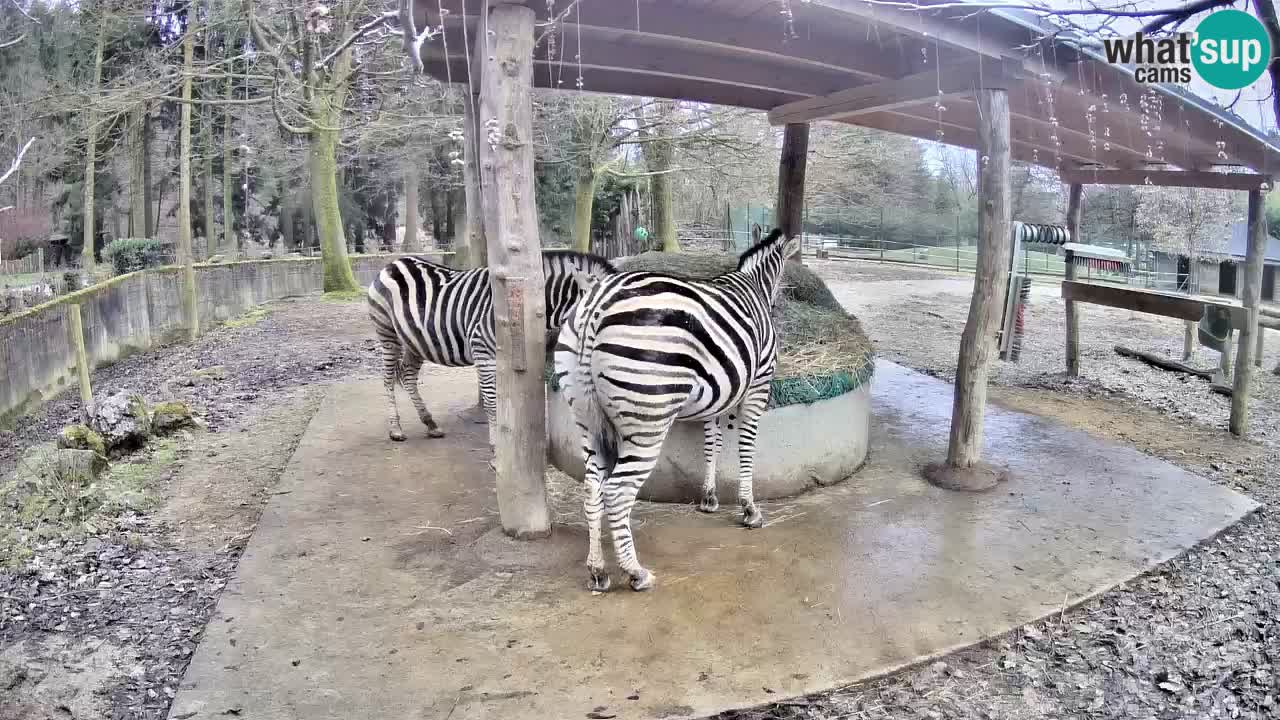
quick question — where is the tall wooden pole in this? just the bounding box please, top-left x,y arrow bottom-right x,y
67,304 -> 94,423
925,87 -> 1012,492
461,27 -> 487,269
403,163 -> 421,252
1229,189 -> 1267,436
774,122 -> 809,262
479,2 -> 551,539
1063,183 -> 1083,376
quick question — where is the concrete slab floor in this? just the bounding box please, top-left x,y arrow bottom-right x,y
168,361 -> 1258,720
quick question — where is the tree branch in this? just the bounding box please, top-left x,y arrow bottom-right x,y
0,137 -> 35,187
316,11 -> 396,70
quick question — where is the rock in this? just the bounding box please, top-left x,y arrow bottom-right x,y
90,392 -> 153,455
57,424 -> 107,458
151,401 -> 196,434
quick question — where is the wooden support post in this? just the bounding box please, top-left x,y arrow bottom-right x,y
478,2 -> 551,539
1230,189 -> 1267,436
1063,183 -> 1083,376
1219,329 -> 1233,381
1256,328 -> 1264,368
925,87 -> 1012,492
1183,321 -> 1194,361
774,122 -> 809,262
461,33 -> 487,270
67,303 -> 94,423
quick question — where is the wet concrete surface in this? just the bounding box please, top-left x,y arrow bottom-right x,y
168,362 -> 1257,720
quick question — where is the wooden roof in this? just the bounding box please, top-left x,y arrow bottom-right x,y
417,0 -> 1280,178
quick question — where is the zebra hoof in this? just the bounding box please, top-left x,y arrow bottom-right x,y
587,571 -> 611,593
697,495 -> 719,513
389,429 -> 407,442
426,428 -> 446,439
628,569 -> 655,592
741,506 -> 764,529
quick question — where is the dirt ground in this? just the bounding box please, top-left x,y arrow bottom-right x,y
715,259 -> 1278,720
0,296 -> 384,720
2,260 -> 1276,720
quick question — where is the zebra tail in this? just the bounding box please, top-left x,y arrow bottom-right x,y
571,311 -> 618,469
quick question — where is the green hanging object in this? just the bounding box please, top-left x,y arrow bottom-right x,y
633,226 -> 649,244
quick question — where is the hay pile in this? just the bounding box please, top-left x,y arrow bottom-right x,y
548,252 -> 874,408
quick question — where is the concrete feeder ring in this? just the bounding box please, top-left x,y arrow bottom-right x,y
546,377 -> 872,502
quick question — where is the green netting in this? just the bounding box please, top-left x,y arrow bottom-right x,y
545,252 -> 874,408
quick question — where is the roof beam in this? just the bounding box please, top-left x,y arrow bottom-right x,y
1058,168 -> 1273,191
768,57 -> 1023,126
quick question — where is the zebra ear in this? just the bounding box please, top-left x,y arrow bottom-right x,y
783,236 -> 801,261
751,224 -> 762,244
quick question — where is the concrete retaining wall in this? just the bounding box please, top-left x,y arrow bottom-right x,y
547,382 -> 872,502
0,254 -> 438,423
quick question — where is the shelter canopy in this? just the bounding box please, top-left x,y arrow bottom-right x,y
418,0 -> 1280,177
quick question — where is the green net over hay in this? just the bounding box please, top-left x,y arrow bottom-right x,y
546,252 -> 874,408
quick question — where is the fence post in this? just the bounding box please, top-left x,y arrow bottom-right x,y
879,207 -> 885,262
37,247 -> 45,279
955,214 -> 961,272
67,303 -> 95,423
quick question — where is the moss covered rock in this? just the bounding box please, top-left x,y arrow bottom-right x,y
57,424 -> 107,457
90,392 -> 153,455
151,401 -> 195,434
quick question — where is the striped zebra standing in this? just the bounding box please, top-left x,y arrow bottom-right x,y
368,251 -> 615,443
553,227 -> 799,592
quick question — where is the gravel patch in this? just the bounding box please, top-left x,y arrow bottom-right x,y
713,259 -> 1279,720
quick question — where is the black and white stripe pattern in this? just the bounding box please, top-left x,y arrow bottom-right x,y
368,250 -> 615,443
553,227 -> 799,592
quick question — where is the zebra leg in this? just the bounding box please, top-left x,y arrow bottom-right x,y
735,383 -> 772,529
470,344 -> 498,469
583,447 -> 612,592
698,419 -> 722,513
605,433 -> 674,592
380,338 -> 407,442
401,354 -> 445,439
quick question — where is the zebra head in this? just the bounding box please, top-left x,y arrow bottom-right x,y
737,227 -> 800,305
542,250 -> 618,328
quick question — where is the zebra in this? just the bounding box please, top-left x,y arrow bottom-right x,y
367,250 -> 616,444
553,226 -> 799,592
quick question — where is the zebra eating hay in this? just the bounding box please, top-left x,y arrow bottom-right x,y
367,250 -> 615,444
553,227 -> 799,592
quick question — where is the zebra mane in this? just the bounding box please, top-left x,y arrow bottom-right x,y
542,249 -> 617,275
736,228 -> 787,273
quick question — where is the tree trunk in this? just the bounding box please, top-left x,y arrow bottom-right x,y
143,112 -> 155,238
129,108 -> 147,238
445,186 -> 458,241
478,2 -> 551,538
572,162 -> 596,253
281,186 -> 295,250
643,104 -> 679,252
462,91 -> 487,267
928,87 -> 1012,490
222,56 -> 235,253
203,113 -> 216,256
429,186 -> 444,246
178,11 -> 199,340
309,121 -> 358,290
403,162 -> 420,252
81,17 -> 107,270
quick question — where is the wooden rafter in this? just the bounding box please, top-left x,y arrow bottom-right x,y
767,57 -> 1023,126
1058,168 -> 1273,191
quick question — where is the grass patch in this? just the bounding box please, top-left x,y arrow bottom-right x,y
320,289 -> 366,303
0,436 -> 183,568
224,305 -> 272,328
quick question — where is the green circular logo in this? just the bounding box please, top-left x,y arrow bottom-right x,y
1192,10 -> 1271,90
